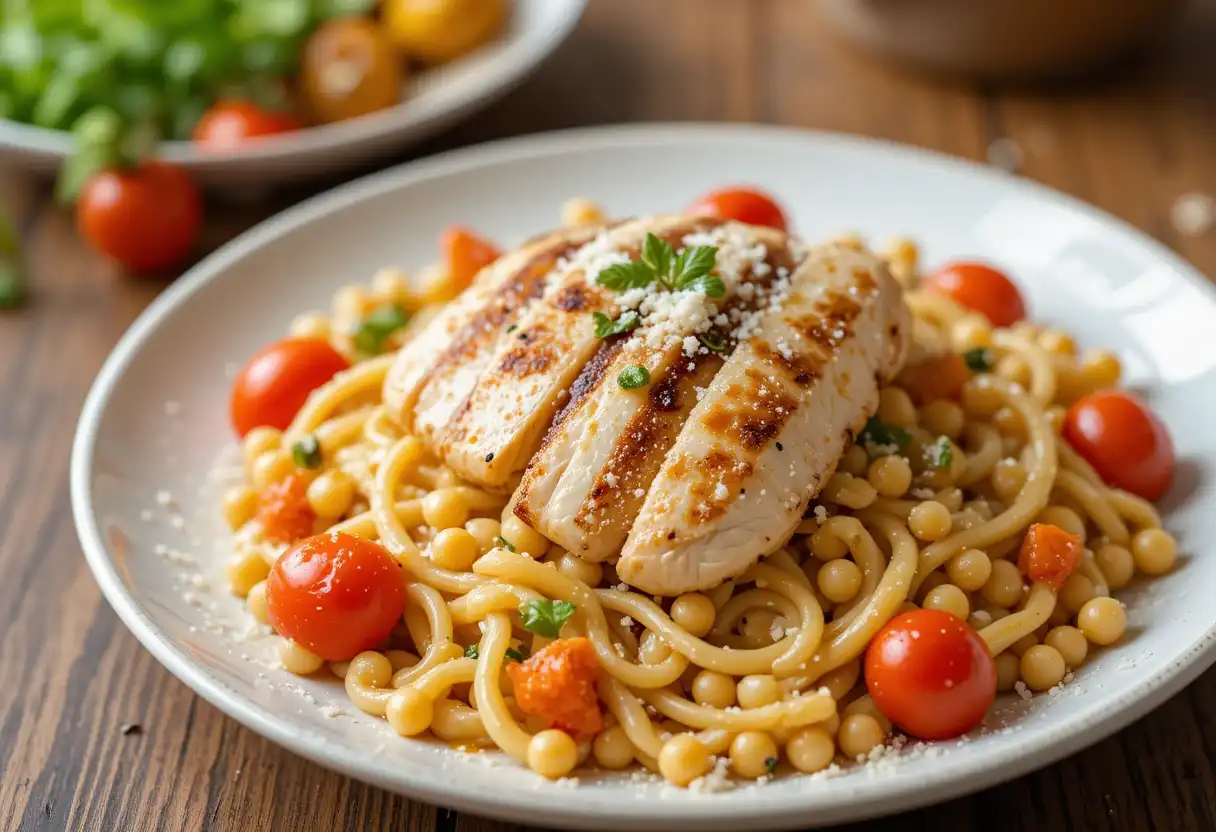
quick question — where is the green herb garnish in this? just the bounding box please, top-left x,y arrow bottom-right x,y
291,434 -> 322,469
354,304 -> 408,355
464,644 -> 479,659
697,332 -> 727,353
494,536 -> 517,553
593,310 -> 641,339
858,416 -> 911,457
617,365 -> 651,390
764,756 -> 778,775
505,644 -> 531,663
519,600 -> 577,638
595,233 -> 724,298
926,436 -> 954,469
963,347 -> 993,373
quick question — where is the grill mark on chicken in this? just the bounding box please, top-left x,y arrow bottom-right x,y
572,354 -> 723,540
700,367 -> 798,451
408,238 -> 586,414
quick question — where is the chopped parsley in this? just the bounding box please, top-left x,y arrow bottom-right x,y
963,347 -> 993,373
595,233 -> 724,298
291,435 -> 322,469
354,303 -> 408,355
505,644 -> 531,663
858,415 -> 911,457
464,644 -> 479,659
618,365 -> 651,390
493,536 -> 517,553
519,599 -> 576,638
926,435 -> 954,469
764,756 -> 778,775
697,332 -> 728,353
593,310 -> 641,339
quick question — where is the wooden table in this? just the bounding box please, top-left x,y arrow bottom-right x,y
4,2 -> 1216,830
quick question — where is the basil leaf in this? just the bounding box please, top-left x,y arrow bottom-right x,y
617,365 -> 650,390
519,599 -> 576,639
291,434 -> 322,469
641,232 -> 673,279
593,310 -> 640,339
674,245 -> 718,287
679,273 -> 726,298
595,260 -> 655,291
963,347 -> 993,373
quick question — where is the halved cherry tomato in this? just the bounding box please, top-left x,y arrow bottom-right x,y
687,186 -> 789,232
1018,522 -> 1082,589
193,100 -> 303,151
442,225 -> 502,292
267,532 -> 405,661
865,609 -> 996,740
1062,390 -> 1174,501
77,161 -> 202,273
921,262 -> 1026,328
301,18 -> 403,124
230,337 -> 350,437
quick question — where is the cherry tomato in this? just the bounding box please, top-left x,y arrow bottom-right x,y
383,0 -> 505,63
1062,390 -> 1174,501
266,532 -> 405,661
921,262 -> 1026,328
865,609 -> 997,740
77,162 -> 202,273
301,18 -> 403,124
193,100 -> 303,150
687,186 -> 789,232
442,225 -> 502,293
230,337 -> 350,437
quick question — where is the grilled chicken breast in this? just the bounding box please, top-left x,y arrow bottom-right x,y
384,215 -> 909,594
616,245 -> 909,594
515,223 -> 800,560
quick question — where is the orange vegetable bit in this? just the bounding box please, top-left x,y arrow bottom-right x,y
506,636 -> 604,739
257,473 -> 318,545
1017,522 -> 1082,589
442,225 -> 502,293
901,353 -> 971,405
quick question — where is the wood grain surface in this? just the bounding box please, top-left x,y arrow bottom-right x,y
3,1 -> 1216,830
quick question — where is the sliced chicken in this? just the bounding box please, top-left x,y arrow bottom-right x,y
515,224 -> 800,560
431,215 -> 731,489
616,244 -> 910,595
382,225 -> 601,431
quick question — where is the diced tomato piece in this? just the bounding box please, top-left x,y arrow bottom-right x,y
901,353 -> 971,405
442,225 -> 501,292
506,636 -> 603,738
1018,522 -> 1082,589
258,473 -> 317,544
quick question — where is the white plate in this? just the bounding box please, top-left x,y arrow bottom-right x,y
0,0 -> 584,188
72,125 -> 1216,830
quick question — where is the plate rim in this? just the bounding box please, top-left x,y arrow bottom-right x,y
0,0 -> 586,171
71,123 -> 1216,829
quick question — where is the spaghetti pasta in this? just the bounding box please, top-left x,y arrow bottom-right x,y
223,201 -> 1179,788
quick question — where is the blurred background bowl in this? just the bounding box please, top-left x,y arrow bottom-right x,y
814,0 -> 1190,80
